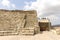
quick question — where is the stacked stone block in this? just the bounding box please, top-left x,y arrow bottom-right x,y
0,10 -> 39,35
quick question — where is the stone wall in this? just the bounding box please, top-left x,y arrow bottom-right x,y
39,18 -> 51,31
0,10 -> 39,36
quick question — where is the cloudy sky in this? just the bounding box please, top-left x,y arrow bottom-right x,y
0,0 -> 60,25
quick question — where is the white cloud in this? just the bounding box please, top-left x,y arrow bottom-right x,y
24,0 -> 60,25
11,4 -> 16,8
46,15 -> 60,25
1,0 -> 10,7
46,15 -> 59,21
1,0 -> 16,9
24,0 -> 60,16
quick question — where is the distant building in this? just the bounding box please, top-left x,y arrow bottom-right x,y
39,18 -> 51,31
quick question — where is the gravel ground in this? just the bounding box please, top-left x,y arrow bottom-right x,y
0,31 -> 60,40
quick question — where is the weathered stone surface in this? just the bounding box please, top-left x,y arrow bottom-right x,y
39,18 -> 51,31
20,28 -> 35,35
0,10 -> 39,36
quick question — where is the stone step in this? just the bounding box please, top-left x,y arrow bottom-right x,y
0,31 -> 18,36
20,28 -> 35,35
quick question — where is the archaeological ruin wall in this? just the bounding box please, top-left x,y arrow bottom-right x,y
0,10 -> 39,36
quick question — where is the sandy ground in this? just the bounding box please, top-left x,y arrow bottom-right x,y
0,30 -> 60,40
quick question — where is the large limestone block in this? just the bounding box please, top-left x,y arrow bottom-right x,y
0,10 -> 39,35
20,27 -> 35,35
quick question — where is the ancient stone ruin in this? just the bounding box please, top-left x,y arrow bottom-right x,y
39,18 -> 51,31
0,9 -> 40,36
